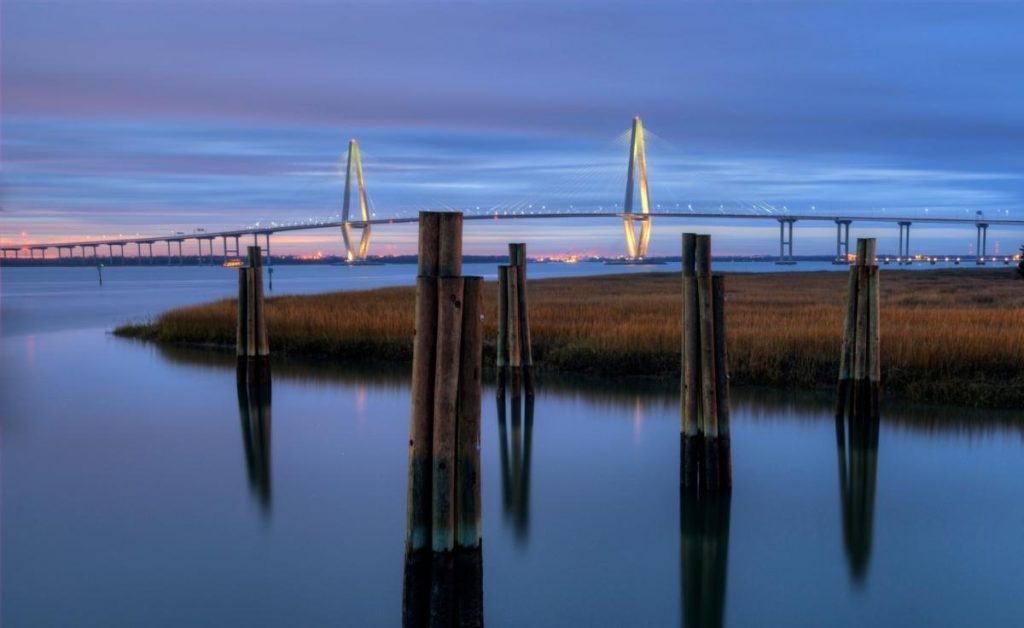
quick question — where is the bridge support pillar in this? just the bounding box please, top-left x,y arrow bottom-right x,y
976,223 -> 989,265
835,220 -> 852,263
264,233 -> 271,265
340,139 -> 373,262
622,116 -> 652,259
897,221 -> 911,264
776,218 -> 796,265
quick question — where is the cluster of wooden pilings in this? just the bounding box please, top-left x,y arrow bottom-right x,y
836,238 -> 881,420
404,211 -> 484,628
681,234 -> 732,493
497,243 -> 534,397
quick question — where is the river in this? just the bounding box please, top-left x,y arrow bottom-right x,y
2,263 -> 1022,626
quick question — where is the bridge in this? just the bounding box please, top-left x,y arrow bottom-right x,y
4,117 -> 1020,266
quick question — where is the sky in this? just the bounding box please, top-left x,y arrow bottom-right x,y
3,1 -> 1024,257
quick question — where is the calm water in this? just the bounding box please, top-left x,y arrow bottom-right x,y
2,264 -> 1023,627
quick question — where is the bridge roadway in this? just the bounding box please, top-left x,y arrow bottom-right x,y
4,211 -> 1020,264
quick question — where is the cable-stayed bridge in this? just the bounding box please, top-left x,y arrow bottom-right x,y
5,117 -> 1021,266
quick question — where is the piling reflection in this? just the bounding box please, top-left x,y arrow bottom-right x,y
236,359 -> 272,515
402,548 -> 484,628
497,392 -> 534,543
680,491 -> 731,628
835,412 -> 880,584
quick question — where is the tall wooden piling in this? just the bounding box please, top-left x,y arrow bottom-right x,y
712,275 -> 732,490
236,245 -> 269,360
407,213 -> 441,554
456,277 -> 483,550
836,238 -> 880,420
681,234 -> 701,491
432,275 -> 464,553
680,233 -> 731,492
497,243 -> 534,397
404,211 -> 485,627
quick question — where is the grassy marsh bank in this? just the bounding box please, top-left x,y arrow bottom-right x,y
114,269 -> 1024,407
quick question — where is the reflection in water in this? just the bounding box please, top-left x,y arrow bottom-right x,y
497,393 -> 534,543
835,413 -> 880,584
402,548 -> 484,628
154,343 -> 1024,437
236,360 -> 272,515
681,491 -> 731,628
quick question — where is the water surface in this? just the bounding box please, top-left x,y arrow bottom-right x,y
2,264 -> 1023,627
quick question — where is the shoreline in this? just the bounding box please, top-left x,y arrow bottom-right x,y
114,268 -> 1024,409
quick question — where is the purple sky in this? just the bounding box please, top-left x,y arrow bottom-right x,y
3,1 -> 1024,257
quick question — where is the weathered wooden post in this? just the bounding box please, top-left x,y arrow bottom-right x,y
836,238 -> 880,420
408,214 -> 441,555
680,234 -> 731,492
404,211 -> 484,628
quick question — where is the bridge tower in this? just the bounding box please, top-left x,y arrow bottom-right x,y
623,116 -> 652,259
341,139 -> 372,262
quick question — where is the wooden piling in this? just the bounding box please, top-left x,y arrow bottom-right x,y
407,213 -> 441,554
456,277 -> 483,550
695,235 -> 720,491
496,244 -> 534,398
236,246 -> 269,359
680,233 -> 730,493
236,262 -> 248,357
496,266 -> 509,372
404,212 -> 486,625
253,250 -> 269,357
836,237 -> 881,421
681,234 -> 701,490
506,264 -> 522,393
437,213 -> 463,278
509,244 -> 534,396
712,275 -> 732,490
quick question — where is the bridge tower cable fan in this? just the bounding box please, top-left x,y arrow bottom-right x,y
341,139 -> 372,261
623,116 -> 652,259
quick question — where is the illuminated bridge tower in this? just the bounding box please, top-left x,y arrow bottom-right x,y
623,116 -> 652,259
341,139 -> 372,262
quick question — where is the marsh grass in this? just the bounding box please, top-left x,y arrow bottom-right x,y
115,269 -> 1024,407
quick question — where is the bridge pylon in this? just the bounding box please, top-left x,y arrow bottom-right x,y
341,139 -> 372,262
623,116 -> 652,259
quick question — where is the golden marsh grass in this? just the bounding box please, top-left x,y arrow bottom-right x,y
115,269 -> 1024,407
